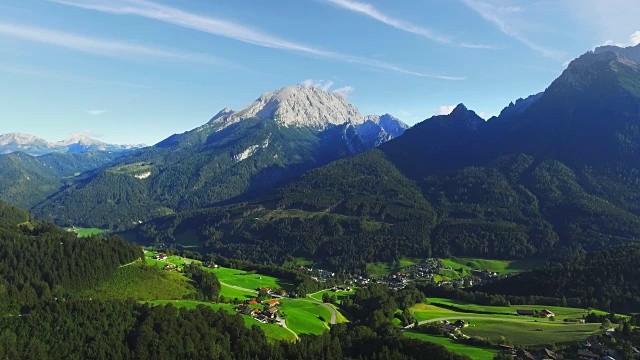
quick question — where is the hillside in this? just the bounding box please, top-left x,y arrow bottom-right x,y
0,201 -> 143,313
479,243 -> 640,313
33,86 -> 407,230
0,151 -> 121,210
124,44 -> 640,269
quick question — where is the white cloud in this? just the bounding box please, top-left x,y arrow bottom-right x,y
462,0 -> 564,60
436,105 -> 456,115
603,31 -> 640,47
86,110 -> 106,116
630,31 -> 640,46
327,0 -> 494,49
302,79 -> 334,92
50,0 -> 464,80
332,86 -> 355,98
0,22 -> 216,63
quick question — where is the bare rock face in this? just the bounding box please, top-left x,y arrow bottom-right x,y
209,85 -> 366,130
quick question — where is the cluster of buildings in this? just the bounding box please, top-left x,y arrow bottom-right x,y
151,253 -> 168,261
235,298 -> 281,324
506,335 -> 625,360
437,319 -> 469,335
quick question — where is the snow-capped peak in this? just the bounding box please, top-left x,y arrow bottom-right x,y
0,133 -> 47,146
58,133 -> 107,146
208,85 -> 366,130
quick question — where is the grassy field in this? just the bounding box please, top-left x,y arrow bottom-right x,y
146,300 -> 296,341
78,261 -> 195,300
307,288 -> 355,304
208,266 -> 295,292
67,227 -> 107,237
219,284 -> 257,301
282,257 -> 313,268
428,298 -> 608,319
408,298 -> 612,350
366,257 -> 421,278
441,257 -> 545,275
404,332 -> 497,360
280,299 -> 332,335
462,320 -> 601,346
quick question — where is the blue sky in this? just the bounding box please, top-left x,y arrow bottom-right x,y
1,0 -> 639,145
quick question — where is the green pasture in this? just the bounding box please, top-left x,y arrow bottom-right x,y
404,332 -> 497,360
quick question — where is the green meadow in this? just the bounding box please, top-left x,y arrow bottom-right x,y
207,266 -> 295,292
78,261 -> 195,301
462,320 -> 601,346
428,298 -> 609,318
280,299 -> 333,335
67,227 -> 107,237
404,332 -> 497,360
441,257 -> 546,275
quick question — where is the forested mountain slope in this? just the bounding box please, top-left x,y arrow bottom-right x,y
126,44 -> 640,270
0,151 -> 121,209
0,201 -> 142,313
34,86 -> 407,230
479,243 -> 640,313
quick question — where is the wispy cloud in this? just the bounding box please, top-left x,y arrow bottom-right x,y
603,31 -> 640,47
435,105 -> 456,115
631,31 -> 640,46
302,79 -> 334,92
327,0 -> 494,49
333,86 -> 355,98
301,79 -> 355,97
0,21 -> 217,63
462,0 -> 565,60
50,0 -> 464,80
86,110 -> 106,116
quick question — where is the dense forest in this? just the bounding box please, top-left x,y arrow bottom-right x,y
0,201 -> 143,313
0,202 -> 468,359
479,243 -> 640,313
33,119 -> 368,230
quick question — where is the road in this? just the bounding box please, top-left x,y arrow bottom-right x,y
219,282 -> 338,325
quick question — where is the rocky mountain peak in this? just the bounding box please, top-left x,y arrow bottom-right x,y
208,85 -> 366,130
594,43 -> 640,63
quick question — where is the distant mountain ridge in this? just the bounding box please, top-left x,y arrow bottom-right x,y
0,132 -> 145,156
33,84 -> 408,229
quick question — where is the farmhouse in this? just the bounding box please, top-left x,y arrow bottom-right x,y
515,349 -> 535,360
541,309 -> 555,317
265,299 -> 279,307
453,320 -> 468,328
163,263 -> 178,271
247,299 -> 258,305
540,348 -> 563,360
439,323 -> 459,334
264,307 -> 279,319
235,305 -> 252,315
516,309 -> 535,316
576,349 -> 599,360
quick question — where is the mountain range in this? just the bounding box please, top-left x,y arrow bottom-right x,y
119,43 -> 640,271
0,132 -> 145,156
3,43 -> 640,272
30,85 -> 408,229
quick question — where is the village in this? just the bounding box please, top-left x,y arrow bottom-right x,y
300,257 -> 507,292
